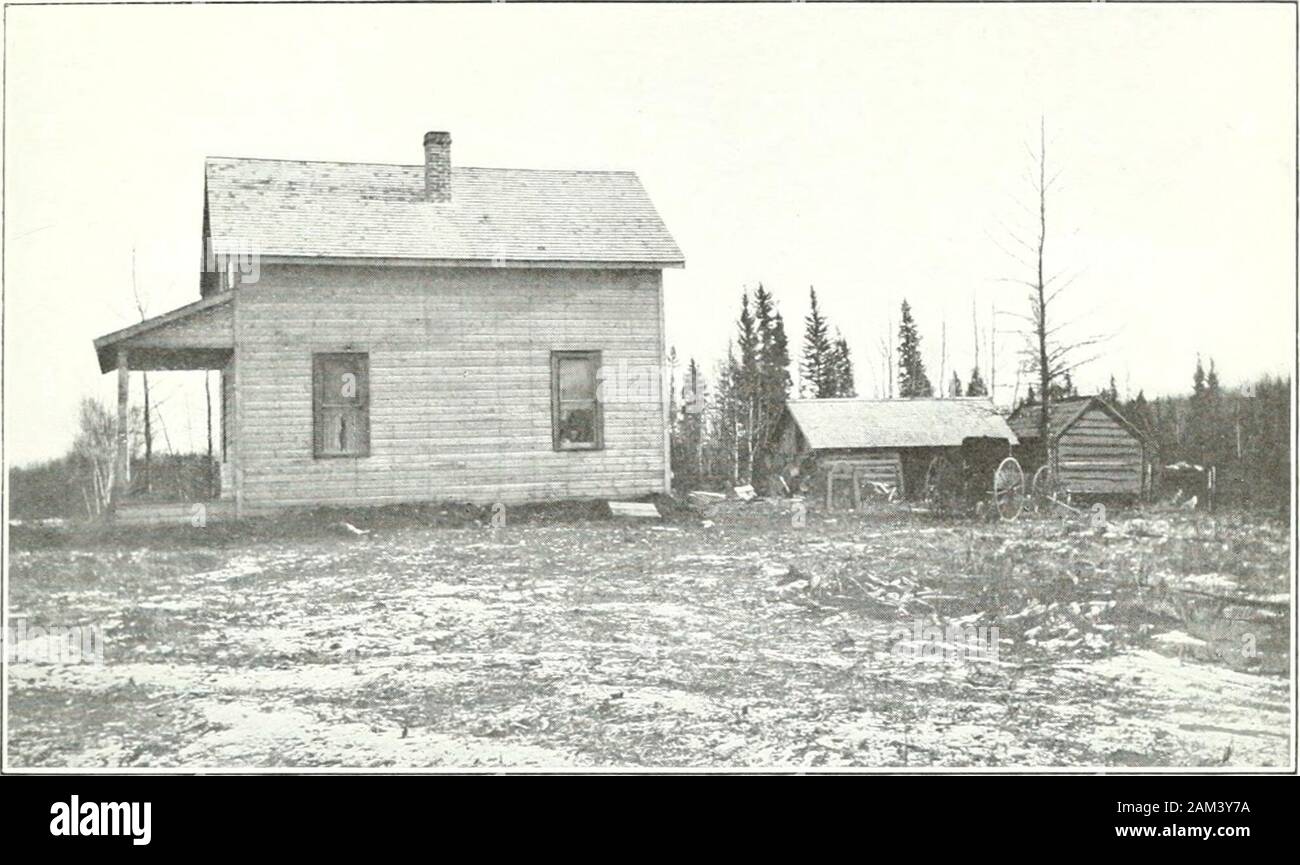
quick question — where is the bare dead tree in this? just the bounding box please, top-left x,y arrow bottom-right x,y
988,301 -> 997,402
875,315 -> 895,398
939,318 -> 947,398
992,118 -> 1109,447
131,248 -> 153,493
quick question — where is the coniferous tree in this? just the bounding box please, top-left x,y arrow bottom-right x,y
897,300 -> 933,397
752,284 -> 792,486
1201,358 -> 1230,470
678,357 -> 706,489
1048,371 -> 1077,400
801,287 -> 832,398
965,366 -> 989,397
1188,354 -> 1209,464
827,331 -> 855,397
948,371 -> 963,398
704,285 -> 796,489
1103,375 -> 1120,404
705,343 -> 742,487
735,292 -> 760,482
764,311 -> 792,419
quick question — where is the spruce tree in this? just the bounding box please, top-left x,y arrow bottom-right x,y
1126,389 -> 1154,441
1204,358 -> 1227,469
680,357 -> 705,487
828,332 -> 855,397
753,284 -> 791,485
1103,375 -> 1120,404
896,300 -> 932,397
801,287 -> 832,398
735,293 -> 759,482
965,366 -> 988,397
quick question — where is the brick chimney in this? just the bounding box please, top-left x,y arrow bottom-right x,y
423,131 -> 452,202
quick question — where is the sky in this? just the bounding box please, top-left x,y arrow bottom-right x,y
2,2 -> 1295,466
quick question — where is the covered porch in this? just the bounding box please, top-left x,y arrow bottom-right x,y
92,292 -> 237,522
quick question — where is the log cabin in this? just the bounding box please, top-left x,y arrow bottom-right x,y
774,398 -> 1018,504
92,131 -> 684,518
1006,394 -> 1152,499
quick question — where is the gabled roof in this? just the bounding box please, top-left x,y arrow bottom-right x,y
1006,394 -> 1145,443
205,157 -> 684,266
784,398 -> 1018,450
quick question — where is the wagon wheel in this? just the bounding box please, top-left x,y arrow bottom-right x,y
1030,464 -> 1057,511
923,453 -> 962,515
993,457 -> 1025,522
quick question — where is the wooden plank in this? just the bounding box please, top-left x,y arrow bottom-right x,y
609,501 -> 660,519
114,349 -> 130,507
657,271 -> 670,494
232,293 -> 244,517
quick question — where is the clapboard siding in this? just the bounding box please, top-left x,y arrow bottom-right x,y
1056,407 -> 1144,495
233,263 -> 666,509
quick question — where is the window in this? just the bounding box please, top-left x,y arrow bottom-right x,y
551,351 -> 603,450
313,352 -> 370,457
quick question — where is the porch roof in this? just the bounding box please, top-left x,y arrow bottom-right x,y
93,292 -> 234,373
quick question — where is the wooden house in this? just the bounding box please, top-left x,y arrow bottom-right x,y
774,398 -> 1018,502
1006,395 -> 1151,499
92,131 -> 684,517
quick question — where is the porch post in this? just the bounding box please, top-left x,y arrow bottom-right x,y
114,347 -> 130,506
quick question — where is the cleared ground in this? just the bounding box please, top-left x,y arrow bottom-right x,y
5,499 -> 1292,769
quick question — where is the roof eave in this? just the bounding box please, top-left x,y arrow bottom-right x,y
254,254 -> 684,270
93,292 -> 235,374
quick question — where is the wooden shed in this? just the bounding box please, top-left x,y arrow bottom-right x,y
774,398 -> 1018,504
1006,395 -> 1152,499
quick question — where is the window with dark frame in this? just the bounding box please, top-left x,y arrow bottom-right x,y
313,352 -> 370,458
551,350 -> 603,450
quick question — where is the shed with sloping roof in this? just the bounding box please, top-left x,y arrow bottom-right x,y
1006,395 -> 1152,498
774,398 -> 1018,502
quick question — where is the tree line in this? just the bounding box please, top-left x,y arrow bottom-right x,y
668,286 -> 999,492
668,283 -> 1290,516
1110,359 -> 1289,513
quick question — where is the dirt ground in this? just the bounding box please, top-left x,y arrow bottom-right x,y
5,498 -> 1293,769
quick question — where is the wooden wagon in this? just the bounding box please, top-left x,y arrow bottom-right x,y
921,436 -> 1027,521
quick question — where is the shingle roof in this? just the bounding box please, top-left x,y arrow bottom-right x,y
1006,396 -> 1093,441
205,157 -> 684,265
785,398 -> 1018,450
